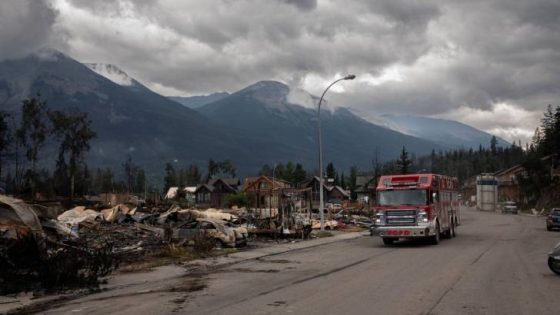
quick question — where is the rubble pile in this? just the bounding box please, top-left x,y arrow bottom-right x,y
0,196 -> 251,294
0,196 -> 121,294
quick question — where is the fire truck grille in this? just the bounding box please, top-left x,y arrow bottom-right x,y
385,210 -> 417,226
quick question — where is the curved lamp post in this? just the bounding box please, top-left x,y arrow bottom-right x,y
317,74 -> 356,231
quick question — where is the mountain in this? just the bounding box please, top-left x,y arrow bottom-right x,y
0,51 -> 274,176
197,81 -> 444,170
380,114 -> 510,149
84,63 -> 153,94
169,92 -> 229,109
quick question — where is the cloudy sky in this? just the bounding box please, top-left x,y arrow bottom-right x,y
2,0 -> 559,144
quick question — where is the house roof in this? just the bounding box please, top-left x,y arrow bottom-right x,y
304,176 -> 335,190
327,185 -> 351,198
195,184 -> 214,193
208,177 -> 240,187
494,164 -> 525,177
243,176 -> 291,191
355,174 -> 375,187
184,186 -> 197,193
165,187 -> 179,199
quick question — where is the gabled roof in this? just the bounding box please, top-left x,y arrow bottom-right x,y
208,177 -> 240,187
195,184 -> 214,193
304,176 -> 334,190
355,174 -> 375,187
243,175 -> 290,191
327,185 -> 351,198
494,164 -> 525,177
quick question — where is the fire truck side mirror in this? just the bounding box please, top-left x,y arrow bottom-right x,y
432,192 -> 438,202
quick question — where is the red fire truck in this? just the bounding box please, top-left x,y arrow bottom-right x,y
370,173 -> 460,245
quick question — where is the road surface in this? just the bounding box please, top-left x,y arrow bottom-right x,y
23,207 -> 560,314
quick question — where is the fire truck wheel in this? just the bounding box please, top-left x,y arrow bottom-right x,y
430,223 -> 440,245
382,237 -> 396,245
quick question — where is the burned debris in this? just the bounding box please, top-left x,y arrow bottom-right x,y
1,179 -> 371,295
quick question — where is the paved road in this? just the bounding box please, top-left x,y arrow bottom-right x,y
30,207 -> 560,314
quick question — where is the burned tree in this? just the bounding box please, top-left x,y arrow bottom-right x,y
49,108 -> 96,200
19,96 -> 49,198
0,111 -> 11,180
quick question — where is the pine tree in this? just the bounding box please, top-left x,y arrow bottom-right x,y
396,146 -> 412,174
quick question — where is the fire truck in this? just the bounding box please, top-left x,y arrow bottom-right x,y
370,173 -> 460,245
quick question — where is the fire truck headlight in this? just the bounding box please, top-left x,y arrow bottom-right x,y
417,210 -> 428,223
375,212 -> 385,225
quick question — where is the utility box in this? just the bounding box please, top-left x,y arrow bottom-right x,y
476,174 -> 498,211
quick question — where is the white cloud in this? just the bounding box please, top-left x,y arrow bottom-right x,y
437,103 -> 543,145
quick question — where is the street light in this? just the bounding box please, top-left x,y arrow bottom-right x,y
317,74 -> 356,231
271,163 -> 278,213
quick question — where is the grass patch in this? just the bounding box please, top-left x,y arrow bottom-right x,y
119,244 -> 196,273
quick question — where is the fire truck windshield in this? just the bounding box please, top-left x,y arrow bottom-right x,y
377,190 -> 427,206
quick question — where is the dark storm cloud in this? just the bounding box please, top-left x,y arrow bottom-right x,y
280,0 -> 317,11
0,0 -> 59,60
13,0 -> 560,142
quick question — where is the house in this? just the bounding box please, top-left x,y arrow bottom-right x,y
494,164 -> 526,202
326,185 -> 351,201
195,178 -> 240,208
303,176 -> 350,209
354,173 -> 377,203
461,165 -> 526,204
243,176 -> 291,210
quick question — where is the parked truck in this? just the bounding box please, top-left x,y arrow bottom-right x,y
476,174 -> 498,211
370,173 -> 460,245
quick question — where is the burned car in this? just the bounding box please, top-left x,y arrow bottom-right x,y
172,218 -> 248,248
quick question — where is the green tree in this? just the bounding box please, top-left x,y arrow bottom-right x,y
219,159 -> 236,177
49,108 -> 96,199
293,163 -> 307,184
349,166 -> 358,200
396,146 -> 412,174
490,136 -> 498,155
326,162 -> 336,183
207,159 -> 219,181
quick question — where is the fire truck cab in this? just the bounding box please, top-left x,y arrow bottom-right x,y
370,173 -> 460,245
